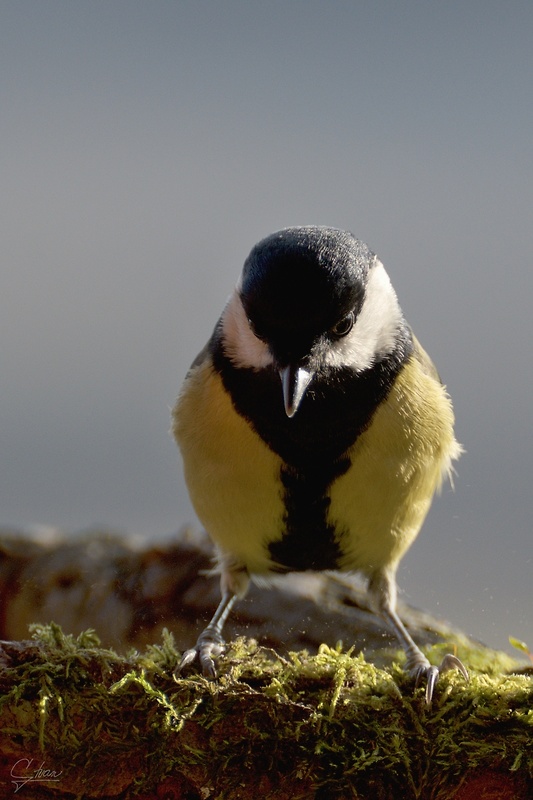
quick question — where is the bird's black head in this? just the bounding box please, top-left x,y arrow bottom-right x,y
240,226 -> 374,365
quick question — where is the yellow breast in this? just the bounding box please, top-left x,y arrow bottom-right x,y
173,359 -> 285,574
329,352 -> 461,573
173,346 -> 461,577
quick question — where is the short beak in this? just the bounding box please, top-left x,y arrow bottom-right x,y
279,364 -> 314,418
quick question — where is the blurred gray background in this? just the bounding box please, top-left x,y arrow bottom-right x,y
1,1 -> 531,655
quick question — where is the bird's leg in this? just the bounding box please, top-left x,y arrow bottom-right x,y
175,561 -> 249,680
367,568 -> 469,704
175,590 -> 238,679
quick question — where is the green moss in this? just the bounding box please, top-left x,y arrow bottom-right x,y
0,623 -> 531,799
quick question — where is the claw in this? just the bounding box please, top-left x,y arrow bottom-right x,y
411,653 -> 469,705
174,627 -> 226,680
414,664 -> 439,705
439,653 -> 470,682
174,590 -> 238,681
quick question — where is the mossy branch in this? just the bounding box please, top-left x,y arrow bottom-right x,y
0,623 -> 531,799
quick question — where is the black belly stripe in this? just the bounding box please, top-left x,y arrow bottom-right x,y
210,323 -> 413,572
269,457 -> 350,571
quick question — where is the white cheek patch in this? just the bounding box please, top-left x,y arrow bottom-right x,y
222,261 -> 402,373
324,260 -> 403,372
221,291 -> 274,369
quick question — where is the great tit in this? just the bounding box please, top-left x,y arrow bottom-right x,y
173,226 -> 467,702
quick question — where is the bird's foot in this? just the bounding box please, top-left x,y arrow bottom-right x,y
174,626 -> 226,680
409,653 -> 469,705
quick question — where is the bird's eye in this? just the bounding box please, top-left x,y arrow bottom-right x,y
330,312 -> 354,338
248,318 -> 264,341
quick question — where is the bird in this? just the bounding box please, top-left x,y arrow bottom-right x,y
172,225 -> 468,703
